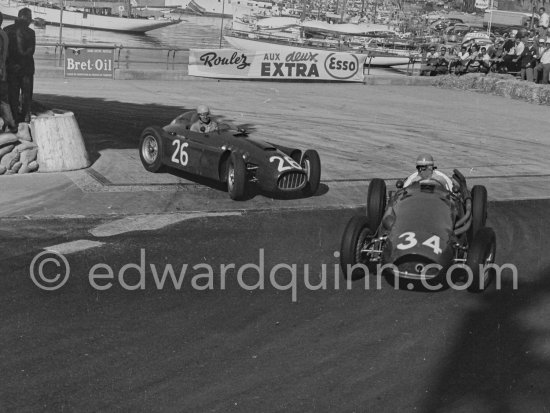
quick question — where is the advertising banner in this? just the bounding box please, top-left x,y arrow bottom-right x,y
64,47 -> 115,79
188,48 -> 366,82
475,0 -> 489,8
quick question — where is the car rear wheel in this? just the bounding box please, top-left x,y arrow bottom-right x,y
227,152 -> 247,201
301,150 -> 321,196
139,126 -> 164,173
340,215 -> 376,280
469,185 -> 488,242
466,227 -> 496,293
367,178 -> 387,231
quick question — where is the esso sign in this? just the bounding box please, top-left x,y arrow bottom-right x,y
324,53 -> 360,80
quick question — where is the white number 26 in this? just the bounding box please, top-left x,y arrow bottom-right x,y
171,140 -> 189,166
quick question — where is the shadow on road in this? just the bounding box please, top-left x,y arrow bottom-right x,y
421,199 -> 550,412
33,94 -> 257,164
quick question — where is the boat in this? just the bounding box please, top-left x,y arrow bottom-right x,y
224,17 -> 421,67
184,0 -> 277,17
0,0 -> 181,33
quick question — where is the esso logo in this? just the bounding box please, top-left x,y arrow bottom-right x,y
324,53 -> 360,80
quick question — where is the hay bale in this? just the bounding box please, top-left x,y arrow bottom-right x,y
539,87 -> 550,104
0,165 -> 5,174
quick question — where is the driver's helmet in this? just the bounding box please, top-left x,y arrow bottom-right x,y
197,104 -> 211,122
416,154 -> 434,170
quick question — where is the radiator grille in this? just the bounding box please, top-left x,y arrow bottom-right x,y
277,172 -> 307,191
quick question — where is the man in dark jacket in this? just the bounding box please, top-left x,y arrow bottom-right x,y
520,37 -> 538,81
4,7 -> 35,123
0,11 -> 16,132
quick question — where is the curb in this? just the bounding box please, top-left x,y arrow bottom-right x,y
35,65 -> 437,85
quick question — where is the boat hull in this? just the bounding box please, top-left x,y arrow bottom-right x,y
0,0 -> 180,33
223,34 -> 413,67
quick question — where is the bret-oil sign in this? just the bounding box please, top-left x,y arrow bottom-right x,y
64,47 -> 115,79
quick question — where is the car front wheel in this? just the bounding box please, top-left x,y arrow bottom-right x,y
139,126 -> 165,173
227,152 -> 247,201
301,149 -> 321,196
466,227 -> 496,293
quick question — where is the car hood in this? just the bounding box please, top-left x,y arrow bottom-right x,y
383,184 -> 456,266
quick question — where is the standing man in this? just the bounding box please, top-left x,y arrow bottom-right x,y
538,7 -> 550,39
0,12 -> 16,132
4,7 -> 35,123
534,37 -> 550,84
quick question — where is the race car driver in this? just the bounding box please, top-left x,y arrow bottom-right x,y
190,104 -> 219,133
403,154 -> 454,191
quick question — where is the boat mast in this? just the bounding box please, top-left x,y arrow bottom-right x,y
59,0 -> 64,44
340,0 -> 347,22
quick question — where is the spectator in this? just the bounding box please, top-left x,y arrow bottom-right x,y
452,45 -> 470,74
534,37 -> 550,84
420,45 -> 439,76
4,7 -> 35,124
0,12 -> 16,132
520,37 -> 538,81
465,44 -> 482,73
478,46 -> 492,73
435,46 -> 450,74
538,7 -> 549,39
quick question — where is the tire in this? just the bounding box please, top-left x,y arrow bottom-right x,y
469,185 -> 488,242
301,150 -> 321,196
139,126 -> 164,173
366,178 -> 387,231
227,152 -> 247,201
340,215 -> 376,280
466,227 -> 496,293
290,150 -> 301,165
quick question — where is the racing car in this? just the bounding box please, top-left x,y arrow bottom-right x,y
139,110 -> 321,200
340,170 -> 496,292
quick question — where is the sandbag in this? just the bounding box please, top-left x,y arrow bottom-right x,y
16,123 -> 32,141
27,160 -> 39,171
0,144 -> 14,158
0,133 -> 18,146
15,140 -> 37,152
0,150 -> 19,169
10,161 -> 22,173
19,147 -> 38,164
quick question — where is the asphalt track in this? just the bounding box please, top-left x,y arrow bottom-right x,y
1,78 -> 550,412
1,200 -> 549,412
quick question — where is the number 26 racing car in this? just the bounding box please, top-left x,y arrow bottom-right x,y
139,110 -> 321,201
340,170 -> 496,292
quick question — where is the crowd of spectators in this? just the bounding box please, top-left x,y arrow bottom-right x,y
419,32 -> 550,84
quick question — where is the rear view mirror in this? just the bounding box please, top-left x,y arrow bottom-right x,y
396,180 -> 404,189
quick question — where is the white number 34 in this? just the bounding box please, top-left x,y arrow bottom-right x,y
396,232 -> 442,255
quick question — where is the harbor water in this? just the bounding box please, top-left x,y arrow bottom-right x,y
3,13 -> 232,49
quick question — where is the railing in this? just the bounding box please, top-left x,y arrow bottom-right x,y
35,42 -> 191,71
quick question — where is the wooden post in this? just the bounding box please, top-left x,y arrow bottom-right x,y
30,111 -> 90,172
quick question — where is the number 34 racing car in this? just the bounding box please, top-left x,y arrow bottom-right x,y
340,170 -> 497,292
139,110 -> 321,200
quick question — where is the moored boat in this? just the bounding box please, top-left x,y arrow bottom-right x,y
224,17 -> 421,67
0,0 -> 181,33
